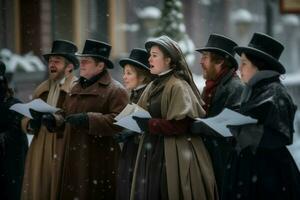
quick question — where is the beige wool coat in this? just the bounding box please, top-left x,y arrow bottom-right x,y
131,75 -> 218,200
21,74 -> 77,200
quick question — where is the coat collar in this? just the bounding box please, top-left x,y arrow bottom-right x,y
241,70 -> 280,103
71,70 -> 112,95
34,74 -> 77,98
96,70 -> 111,86
77,69 -> 111,87
247,70 -> 280,87
211,68 -> 237,102
218,68 -> 236,86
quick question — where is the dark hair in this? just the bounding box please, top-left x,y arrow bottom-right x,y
244,53 -> 269,71
210,52 -> 234,69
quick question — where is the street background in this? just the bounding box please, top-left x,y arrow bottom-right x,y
1,0 -> 300,168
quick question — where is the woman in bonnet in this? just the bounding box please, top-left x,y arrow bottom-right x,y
131,35 -> 218,200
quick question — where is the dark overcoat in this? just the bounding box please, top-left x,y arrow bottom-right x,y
201,69 -> 244,194
59,71 -> 129,200
116,85 -> 146,200
222,71 -> 300,200
0,97 -> 28,200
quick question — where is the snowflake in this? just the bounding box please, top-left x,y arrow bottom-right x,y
182,150 -> 192,160
252,175 -> 258,183
145,142 -> 152,150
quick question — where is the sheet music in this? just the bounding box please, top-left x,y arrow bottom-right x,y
10,98 -> 60,119
114,103 -> 151,133
196,108 -> 257,137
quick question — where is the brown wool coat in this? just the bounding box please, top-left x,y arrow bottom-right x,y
58,72 -> 129,200
21,74 -> 78,200
131,75 -> 218,200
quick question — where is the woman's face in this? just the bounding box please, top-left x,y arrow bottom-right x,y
239,53 -> 258,83
123,64 -> 144,90
148,46 -> 171,75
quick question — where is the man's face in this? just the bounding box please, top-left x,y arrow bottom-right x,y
79,57 -> 105,79
199,51 -> 219,80
48,56 -> 68,81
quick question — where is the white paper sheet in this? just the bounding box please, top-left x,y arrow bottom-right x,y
114,103 -> 151,133
196,108 -> 257,137
10,98 -> 60,119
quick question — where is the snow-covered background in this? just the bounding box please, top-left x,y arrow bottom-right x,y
1,0 -> 300,171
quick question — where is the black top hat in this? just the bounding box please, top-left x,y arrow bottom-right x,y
76,39 -> 114,69
196,34 -> 238,68
234,32 -> 285,74
43,40 -> 79,69
119,48 -> 150,71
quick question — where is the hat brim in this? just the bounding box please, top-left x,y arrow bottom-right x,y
76,53 -> 114,69
196,47 -> 238,69
145,41 -> 159,51
234,46 -> 285,74
145,40 -> 170,53
43,53 -> 79,69
145,40 -> 181,62
119,58 -> 149,71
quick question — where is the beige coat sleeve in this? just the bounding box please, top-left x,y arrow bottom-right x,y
162,76 -> 206,120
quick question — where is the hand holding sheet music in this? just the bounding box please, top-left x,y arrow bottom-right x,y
195,108 -> 257,137
114,103 -> 151,133
9,98 -> 60,119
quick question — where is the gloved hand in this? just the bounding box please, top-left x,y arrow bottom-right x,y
28,109 -> 43,135
41,113 -> 56,132
132,116 -> 149,133
190,121 -> 207,134
65,113 -> 88,127
227,123 -> 263,154
190,120 -> 219,137
227,125 -> 241,138
114,129 -> 138,143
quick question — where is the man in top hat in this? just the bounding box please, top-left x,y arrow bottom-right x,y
21,39 -> 79,200
191,33 -> 244,196
44,39 -> 129,200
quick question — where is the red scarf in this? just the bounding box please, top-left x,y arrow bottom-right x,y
202,67 -> 230,113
